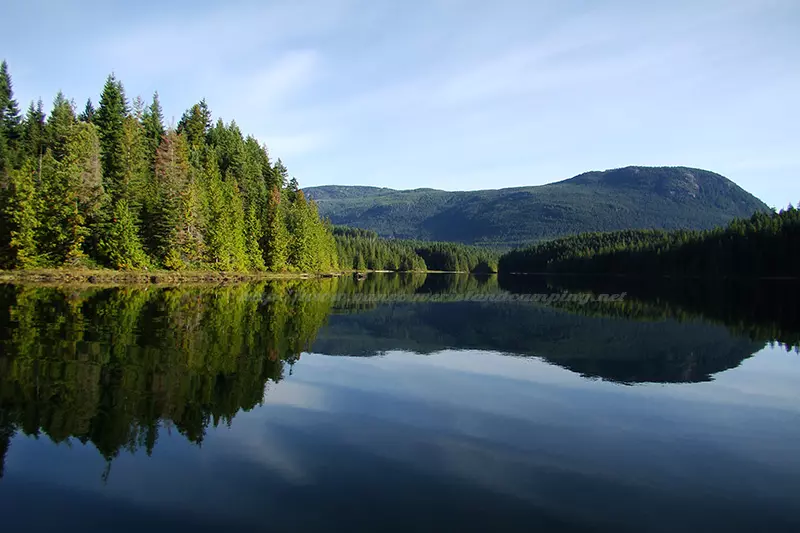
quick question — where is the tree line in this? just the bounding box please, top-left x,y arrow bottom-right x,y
498,207 -> 800,278
334,226 -> 499,273
0,61 -> 338,272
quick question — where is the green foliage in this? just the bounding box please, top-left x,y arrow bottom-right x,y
499,207 -> 800,278
334,226 -> 424,271
3,160 -> 40,267
78,98 -> 95,123
285,191 -> 338,271
0,61 -> 338,273
150,130 -> 205,268
141,92 -> 164,173
0,60 -> 22,161
305,166 -> 770,246
99,199 -> 150,270
94,74 -> 128,201
263,187 -> 289,271
46,92 -> 76,161
36,151 -> 86,263
21,99 -> 46,159
245,202 -> 266,271
177,99 -> 211,154
333,227 -> 498,273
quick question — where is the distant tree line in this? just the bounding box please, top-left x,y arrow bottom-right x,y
333,226 -> 499,273
334,226 -> 427,271
499,207 -> 800,278
0,61 -> 337,272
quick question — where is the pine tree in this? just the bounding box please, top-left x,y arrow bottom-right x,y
78,98 -> 95,123
263,187 -> 288,271
245,203 -> 266,271
141,92 -> 164,172
0,60 -> 23,176
152,130 -> 195,265
47,92 -> 76,161
224,177 -> 249,271
66,122 -> 104,257
177,100 -> 211,155
37,151 -> 81,263
99,199 -> 149,270
155,130 -> 205,269
21,100 -> 46,160
286,191 -> 315,271
201,156 -> 231,269
273,159 -> 289,188
94,74 -> 128,201
354,253 -> 366,271
119,115 -> 149,210
3,160 -> 40,267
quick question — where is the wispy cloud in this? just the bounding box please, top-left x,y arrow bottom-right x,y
2,0 -> 797,206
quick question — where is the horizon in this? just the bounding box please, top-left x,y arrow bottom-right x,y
2,0 -> 798,208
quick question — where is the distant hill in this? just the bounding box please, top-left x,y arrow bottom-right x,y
305,166 -> 770,246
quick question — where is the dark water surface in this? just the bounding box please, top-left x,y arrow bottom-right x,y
0,274 -> 798,532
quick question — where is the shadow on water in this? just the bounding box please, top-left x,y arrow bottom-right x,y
0,273 -> 797,478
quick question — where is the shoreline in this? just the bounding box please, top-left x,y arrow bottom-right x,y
0,268 -> 476,286
0,268 -> 343,285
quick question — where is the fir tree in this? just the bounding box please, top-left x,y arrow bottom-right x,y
152,130 -> 192,264
0,61 -> 22,147
141,92 -> 164,172
0,60 -> 23,175
46,92 -> 76,161
119,114 -> 149,210
224,177 -> 249,271
94,74 -> 128,201
78,98 -> 95,123
273,158 -> 289,189
21,99 -> 46,160
3,160 -> 40,267
99,199 -> 150,270
245,203 -> 266,271
263,187 -> 288,271
177,99 -> 211,157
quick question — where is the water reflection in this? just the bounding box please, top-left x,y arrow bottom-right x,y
0,273 -> 798,531
0,281 -> 335,477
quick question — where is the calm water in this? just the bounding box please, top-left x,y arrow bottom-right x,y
0,274 -> 798,532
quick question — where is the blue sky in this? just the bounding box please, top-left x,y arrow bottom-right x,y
2,0 -> 798,207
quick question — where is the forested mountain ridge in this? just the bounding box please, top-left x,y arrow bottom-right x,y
305,166 -> 770,246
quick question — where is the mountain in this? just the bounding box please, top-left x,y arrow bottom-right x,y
304,166 -> 770,246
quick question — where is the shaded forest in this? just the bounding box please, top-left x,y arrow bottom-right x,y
334,226 -> 499,273
498,207 -> 800,278
0,61 -> 337,272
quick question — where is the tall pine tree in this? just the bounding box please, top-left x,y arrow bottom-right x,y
94,74 -> 128,201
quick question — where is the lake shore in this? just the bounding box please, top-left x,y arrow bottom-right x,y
0,268 -> 476,286
0,268 -> 347,285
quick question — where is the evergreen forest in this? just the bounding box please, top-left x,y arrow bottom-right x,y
0,61 -> 338,272
334,226 -> 499,273
498,207 -> 800,278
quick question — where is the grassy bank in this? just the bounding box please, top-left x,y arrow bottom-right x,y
0,268 -> 345,285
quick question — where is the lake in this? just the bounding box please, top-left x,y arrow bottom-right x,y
0,274 -> 798,532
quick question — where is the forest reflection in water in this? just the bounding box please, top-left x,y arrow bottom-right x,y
0,273 -> 797,480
